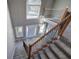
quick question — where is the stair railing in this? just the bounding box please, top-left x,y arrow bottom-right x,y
23,8 -> 71,59
24,14 -> 71,59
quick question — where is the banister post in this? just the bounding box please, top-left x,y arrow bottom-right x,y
28,44 -> 32,59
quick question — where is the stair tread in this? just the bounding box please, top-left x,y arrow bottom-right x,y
61,36 -> 71,43
44,48 -> 57,59
50,44 -> 68,59
60,36 -> 71,48
55,40 -> 71,55
39,51 -> 47,59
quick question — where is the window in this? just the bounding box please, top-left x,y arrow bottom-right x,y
39,24 -> 46,33
26,0 -> 41,19
26,25 -> 37,38
15,26 -> 23,37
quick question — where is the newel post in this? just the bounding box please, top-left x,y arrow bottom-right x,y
28,44 -> 32,59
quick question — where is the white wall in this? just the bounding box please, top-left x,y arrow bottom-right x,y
52,0 -> 71,18
7,7 -> 15,59
44,0 -> 54,17
8,0 -> 26,26
53,0 -> 71,10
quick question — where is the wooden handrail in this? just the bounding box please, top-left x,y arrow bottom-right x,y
59,14 -> 71,36
58,10 -> 71,36
30,14 -> 71,47
60,8 -> 68,21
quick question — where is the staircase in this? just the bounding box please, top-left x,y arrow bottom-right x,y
13,35 -> 71,59
13,8 -> 71,59
31,36 -> 71,59
23,9 -> 71,59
